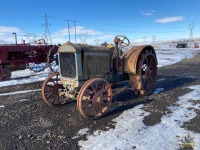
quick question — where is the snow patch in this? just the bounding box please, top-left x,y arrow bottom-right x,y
153,88 -> 164,94
0,89 -> 41,96
77,85 -> 200,150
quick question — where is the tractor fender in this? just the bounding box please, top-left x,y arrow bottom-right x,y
123,45 -> 157,74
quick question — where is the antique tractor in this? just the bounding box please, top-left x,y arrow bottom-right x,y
0,44 -> 58,81
41,35 -> 157,119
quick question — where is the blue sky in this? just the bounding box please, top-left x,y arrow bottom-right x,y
0,0 -> 200,45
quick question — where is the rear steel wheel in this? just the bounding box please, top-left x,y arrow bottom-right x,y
41,72 -> 69,106
0,66 -> 11,81
77,78 -> 112,119
136,50 -> 157,94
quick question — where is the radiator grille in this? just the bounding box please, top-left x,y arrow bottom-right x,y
59,53 -> 76,78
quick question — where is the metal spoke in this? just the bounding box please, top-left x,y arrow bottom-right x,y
142,78 -> 147,87
50,78 -> 56,85
145,56 -> 149,67
78,78 -> 112,119
91,85 -> 97,94
46,84 -> 54,88
42,72 -> 69,106
149,58 -> 152,67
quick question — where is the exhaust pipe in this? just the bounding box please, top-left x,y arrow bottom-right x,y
13,32 -> 17,45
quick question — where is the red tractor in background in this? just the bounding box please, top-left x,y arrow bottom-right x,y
0,36 -> 59,81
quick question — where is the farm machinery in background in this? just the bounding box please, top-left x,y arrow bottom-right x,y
41,35 -> 158,119
0,36 -> 59,81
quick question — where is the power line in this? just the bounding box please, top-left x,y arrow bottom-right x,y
65,20 -> 78,43
23,33 -> 40,43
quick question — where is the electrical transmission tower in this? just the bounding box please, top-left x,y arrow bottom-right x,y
24,33 -> 39,43
94,39 -> 101,46
189,23 -> 195,41
42,13 -> 52,45
78,31 -> 89,44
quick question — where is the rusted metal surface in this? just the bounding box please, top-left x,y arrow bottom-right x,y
41,72 -> 69,106
128,52 -> 157,94
113,35 -> 130,72
124,45 -> 157,74
82,50 -> 110,80
77,78 -> 112,119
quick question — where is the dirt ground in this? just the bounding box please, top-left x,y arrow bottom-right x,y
0,53 -> 200,150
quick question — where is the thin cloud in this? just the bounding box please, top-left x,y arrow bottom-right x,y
140,10 -> 156,16
0,26 -> 21,34
52,26 -> 108,44
0,26 -> 22,43
53,26 -> 103,37
155,16 -> 184,23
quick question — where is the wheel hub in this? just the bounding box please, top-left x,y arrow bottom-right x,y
53,84 -> 63,94
92,93 -> 102,107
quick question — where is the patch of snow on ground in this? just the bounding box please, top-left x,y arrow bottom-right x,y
0,89 -> 41,96
78,85 -> 200,150
156,48 -> 200,67
153,88 -> 164,94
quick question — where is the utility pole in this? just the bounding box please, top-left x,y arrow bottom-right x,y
65,20 -> 77,43
74,21 -> 77,43
67,20 -> 70,42
42,13 -> 52,45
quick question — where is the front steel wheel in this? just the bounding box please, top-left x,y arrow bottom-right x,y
41,72 -> 69,106
77,78 -> 112,119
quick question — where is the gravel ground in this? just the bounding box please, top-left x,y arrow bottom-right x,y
0,53 -> 200,150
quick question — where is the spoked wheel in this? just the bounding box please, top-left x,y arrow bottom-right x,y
0,66 -> 11,81
136,50 -> 157,94
41,72 -> 69,106
77,78 -> 112,119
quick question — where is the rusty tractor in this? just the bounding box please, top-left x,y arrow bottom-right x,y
41,35 -> 158,119
0,42 -> 59,81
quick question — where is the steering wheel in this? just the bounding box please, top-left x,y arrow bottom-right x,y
115,35 -> 130,47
